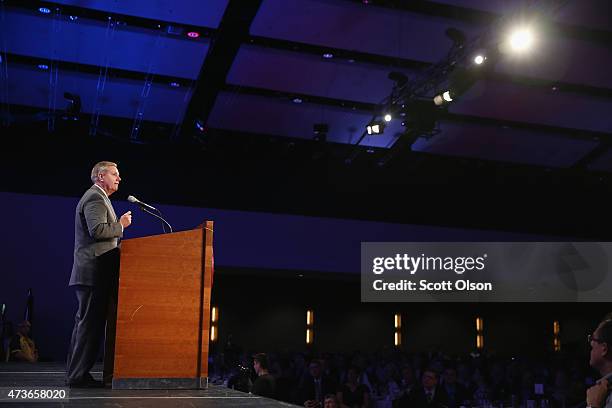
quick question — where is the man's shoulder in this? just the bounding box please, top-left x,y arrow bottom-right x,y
79,187 -> 105,204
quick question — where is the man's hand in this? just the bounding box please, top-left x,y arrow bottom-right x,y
587,379 -> 609,408
120,211 -> 132,228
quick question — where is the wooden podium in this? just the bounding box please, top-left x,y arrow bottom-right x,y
107,222 -> 214,389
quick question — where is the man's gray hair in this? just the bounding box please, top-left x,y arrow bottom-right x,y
91,161 -> 118,183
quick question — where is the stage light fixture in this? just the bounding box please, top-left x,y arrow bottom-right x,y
384,114 -> 392,122
292,97 -> 303,104
313,123 -> 328,142
474,55 -> 485,65
388,71 -> 408,87
445,27 -> 466,46
69,15 -> 78,21
39,7 -> 51,14
63,92 -> 82,120
509,28 -> 533,52
322,53 -> 334,59
195,119 -> 205,132
37,64 -> 49,70
366,121 -> 385,135
433,90 -> 453,106
169,82 -> 180,88
187,31 -> 200,38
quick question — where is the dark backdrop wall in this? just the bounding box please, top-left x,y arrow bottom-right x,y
0,191 -> 601,361
213,272 -> 604,357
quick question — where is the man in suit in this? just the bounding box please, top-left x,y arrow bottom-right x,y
65,161 -> 132,387
397,369 -> 449,408
297,359 -> 338,408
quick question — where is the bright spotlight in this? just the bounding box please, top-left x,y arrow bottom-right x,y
384,114 -> 392,122
509,28 -> 533,52
443,91 -> 453,102
474,55 -> 485,65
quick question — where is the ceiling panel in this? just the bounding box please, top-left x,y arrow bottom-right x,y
251,0 -> 481,63
449,80 -> 612,134
207,91 -> 404,147
4,9 -> 209,79
228,45 -> 418,104
53,0 -> 230,28
413,120 -> 598,168
494,31 -> 612,90
432,0 -> 612,32
6,64 -> 190,123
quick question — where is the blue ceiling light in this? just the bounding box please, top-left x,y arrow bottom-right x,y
169,82 -> 180,88
69,15 -> 78,21
322,53 -> 334,59
37,64 -> 49,70
292,97 -> 303,104
38,7 -> 51,14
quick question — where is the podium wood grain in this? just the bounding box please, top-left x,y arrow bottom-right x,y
112,222 -> 213,384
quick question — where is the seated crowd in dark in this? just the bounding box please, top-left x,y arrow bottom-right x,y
213,347 -> 597,408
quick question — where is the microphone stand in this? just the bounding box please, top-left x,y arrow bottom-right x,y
139,205 -> 173,233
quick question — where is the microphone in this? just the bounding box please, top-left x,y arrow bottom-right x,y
127,195 -> 157,211
127,195 -> 173,233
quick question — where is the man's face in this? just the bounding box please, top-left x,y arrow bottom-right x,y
590,324 -> 608,370
253,360 -> 261,375
99,166 -> 121,195
309,363 -> 322,379
422,371 -> 438,390
444,368 -> 457,385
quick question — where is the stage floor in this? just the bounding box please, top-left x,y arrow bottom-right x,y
0,363 -> 296,407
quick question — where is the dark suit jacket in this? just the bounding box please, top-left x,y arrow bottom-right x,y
443,383 -> 470,408
396,385 -> 450,408
69,186 -> 123,286
296,375 -> 337,406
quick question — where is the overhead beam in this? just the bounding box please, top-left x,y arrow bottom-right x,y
345,0 -> 612,46
245,36 -> 612,101
4,52 -> 194,87
180,0 -> 264,139
5,0 -> 217,38
221,83 -> 612,144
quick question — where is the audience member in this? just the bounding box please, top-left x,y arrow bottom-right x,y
337,366 -> 370,408
297,359 -> 338,408
587,319 -> 612,408
8,320 -> 37,363
252,353 -> 276,398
